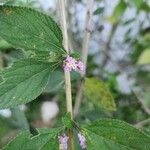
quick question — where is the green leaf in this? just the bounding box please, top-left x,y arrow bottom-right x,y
84,78 -> 116,111
0,59 -> 53,109
43,70 -> 64,93
84,119 -> 150,150
130,0 -> 143,8
44,70 -> 80,93
140,2 -> 150,12
0,37 -> 12,50
62,113 -> 74,129
11,106 -> 29,130
2,131 -> 31,150
93,7 -> 104,15
138,49 -> 150,65
86,131 -> 129,150
2,128 -> 61,150
106,0 -> 127,24
0,6 -> 66,54
30,50 -> 65,63
70,51 -> 81,60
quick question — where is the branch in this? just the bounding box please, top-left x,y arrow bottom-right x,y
134,118 -> 150,128
101,23 -> 118,67
58,0 -> 74,149
74,0 -> 94,118
133,90 -> 150,115
0,52 -> 4,69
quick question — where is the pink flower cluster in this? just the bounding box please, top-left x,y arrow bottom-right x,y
78,132 -> 86,149
58,132 -> 86,149
58,134 -> 69,150
63,56 -> 85,73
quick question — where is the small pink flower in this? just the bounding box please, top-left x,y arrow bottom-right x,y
58,134 -> 69,150
63,56 -> 77,72
78,132 -> 86,149
77,61 -> 85,72
63,56 -> 85,73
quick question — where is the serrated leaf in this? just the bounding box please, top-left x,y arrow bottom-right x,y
138,49 -> 150,65
0,59 -> 54,109
86,131 -> 129,150
0,6 -> 66,54
84,119 -> 150,150
2,128 -> 61,150
84,78 -> 116,111
2,131 -> 31,150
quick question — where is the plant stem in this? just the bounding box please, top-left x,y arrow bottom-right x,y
58,0 -> 74,149
0,52 -> 3,69
74,0 -> 94,118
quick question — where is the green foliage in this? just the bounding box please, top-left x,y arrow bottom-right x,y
0,6 -> 67,109
43,70 -> 64,93
84,77 -> 116,111
62,113 -> 74,129
139,1 -> 150,12
30,51 -> 64,63
84,119 -> 150,150
11,107 -> 29,130
93,7 -> 104,15
0,59 -> 54,109
107,0 -> 127,24
2,128 -> 61,150
44,70 -> 80,93
130,0 -> 143,8
0,6 -> 65,54
0,38 -> 12,50
138,49 -> 150,65
86,132 -> 129,150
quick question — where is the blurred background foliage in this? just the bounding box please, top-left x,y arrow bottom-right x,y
0,0 -> 150,148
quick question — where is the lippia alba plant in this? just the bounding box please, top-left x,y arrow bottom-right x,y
0,5 -> 150,150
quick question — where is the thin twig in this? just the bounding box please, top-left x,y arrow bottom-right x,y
58,0 -> 74,149
133,90 -> 150,115
74,0 -> 94,118
134,118 -> 150,128
101,23 -> 118,67
0,52 -> 4,69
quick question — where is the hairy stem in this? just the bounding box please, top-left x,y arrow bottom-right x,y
74,0 -> 94,118
58,0 -> 74,149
